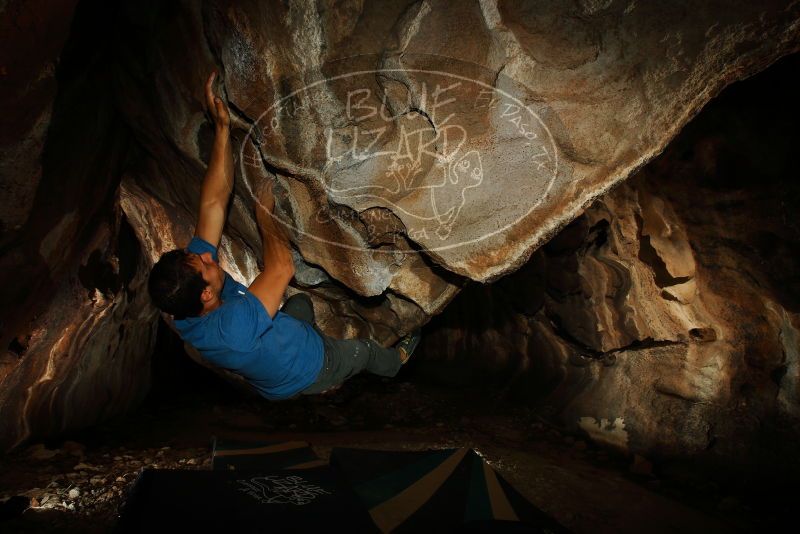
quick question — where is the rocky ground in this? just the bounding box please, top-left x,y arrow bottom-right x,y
1,360 -> 794,533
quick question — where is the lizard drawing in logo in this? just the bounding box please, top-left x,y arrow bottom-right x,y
327,122 -> 485,242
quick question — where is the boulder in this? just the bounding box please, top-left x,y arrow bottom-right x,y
1,0 -> 799,450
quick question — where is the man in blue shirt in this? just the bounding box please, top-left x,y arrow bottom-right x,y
147,71 -> 420,400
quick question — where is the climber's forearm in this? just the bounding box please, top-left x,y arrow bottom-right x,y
194,126 -> 233,247
252,176 -> 293,278
259,219 -> 295,278
200,125 -> 233,207
248,219 -> 294,318
194,71 -> 233,248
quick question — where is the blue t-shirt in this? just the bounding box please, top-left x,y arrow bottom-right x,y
173,236 -> 324,400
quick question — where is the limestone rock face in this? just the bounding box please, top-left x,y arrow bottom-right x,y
415,58 -> 800,470
0,205 -> 158,450
420,175 -> 800,465
0,1 -> 157,451
0,0 -> 79,236
1,0 -> 800,450
114,0 -> 800,339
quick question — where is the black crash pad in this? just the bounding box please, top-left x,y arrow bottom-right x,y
115,467 -> 376,533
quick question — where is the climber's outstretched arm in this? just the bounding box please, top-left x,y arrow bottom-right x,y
195,70 -> 233,249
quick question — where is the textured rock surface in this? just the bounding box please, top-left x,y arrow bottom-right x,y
1,0 -> 799,450
0,1 -> 158,450
0,0 -> 79,235
113,0 -> 800,340
415,55 -> 800,471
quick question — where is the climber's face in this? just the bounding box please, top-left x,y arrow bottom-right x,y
186,251 -> 224,309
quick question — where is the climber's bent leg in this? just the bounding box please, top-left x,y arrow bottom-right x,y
301,334 -> 403,395
281,293 -> 315,324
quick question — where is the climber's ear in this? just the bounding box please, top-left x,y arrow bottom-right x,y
199,285 -> 214,303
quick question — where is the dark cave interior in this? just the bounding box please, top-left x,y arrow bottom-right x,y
1,1 -> 800,532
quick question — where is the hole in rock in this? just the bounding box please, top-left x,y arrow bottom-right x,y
7,335 -> 29,357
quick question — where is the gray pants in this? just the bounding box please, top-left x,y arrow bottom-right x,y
280,293 -> 403,395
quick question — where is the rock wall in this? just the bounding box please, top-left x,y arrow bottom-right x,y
415,54 -> 800,472
0,0 -> 158,450
1,0 -> 799,450
115,0 -> 800,343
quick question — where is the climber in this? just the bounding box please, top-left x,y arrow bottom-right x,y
146,71 -> 421,400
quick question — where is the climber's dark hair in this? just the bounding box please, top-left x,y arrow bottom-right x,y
147,248 -> 206,319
